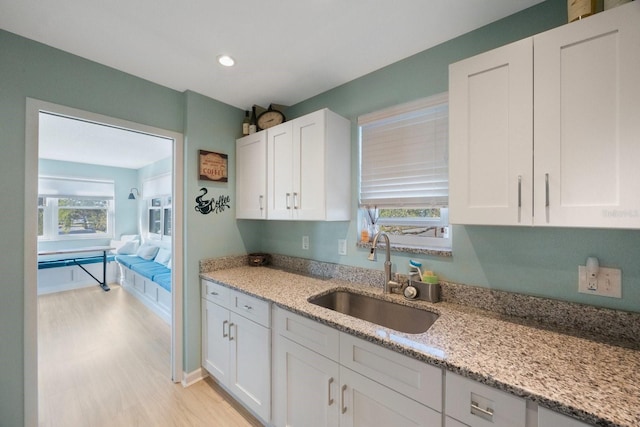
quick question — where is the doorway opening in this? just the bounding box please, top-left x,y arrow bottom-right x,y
24,99 -> 184,424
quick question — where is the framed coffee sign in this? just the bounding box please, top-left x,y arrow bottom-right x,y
199,150 -> 228,182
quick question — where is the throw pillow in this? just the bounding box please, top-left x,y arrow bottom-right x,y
154,248 -> 171,266
136,243 -> 160,260
116,240 -> 139,255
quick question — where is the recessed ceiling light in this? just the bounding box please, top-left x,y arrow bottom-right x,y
217,55 -> 235,67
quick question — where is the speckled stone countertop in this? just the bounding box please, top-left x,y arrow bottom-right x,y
200,266 -> 640,427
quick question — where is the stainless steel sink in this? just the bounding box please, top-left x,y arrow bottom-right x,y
308,290 -> 438,334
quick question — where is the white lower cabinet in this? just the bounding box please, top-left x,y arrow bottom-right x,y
274,336 -> 340,427
340,366 -> 441,427
538,407 -> 591,427
273,306 -> 442,427
201,280 -> 271,422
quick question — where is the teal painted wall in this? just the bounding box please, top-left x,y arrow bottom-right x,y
260,0 -> 640,314
37,159 -> 139,251
182,90 -> 261,371
0,29 -> 249,425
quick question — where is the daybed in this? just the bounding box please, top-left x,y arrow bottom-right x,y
115,242 -> 172,324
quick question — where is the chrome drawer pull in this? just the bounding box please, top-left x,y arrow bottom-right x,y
328,377 -> 334,406
471,401 -> 494,418
243,304 -> 253,310
210,291 -> 219,296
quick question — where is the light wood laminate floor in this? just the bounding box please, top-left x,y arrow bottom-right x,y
38,284 -> 262,427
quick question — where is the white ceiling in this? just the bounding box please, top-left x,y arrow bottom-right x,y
38,112 -> 173,169
0,0 -> 545,110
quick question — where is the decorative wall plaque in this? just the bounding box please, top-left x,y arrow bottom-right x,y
199,150 -> 228,182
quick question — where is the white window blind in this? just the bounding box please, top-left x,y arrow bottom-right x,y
38,176 -> 114,199
359,93 -> 449,208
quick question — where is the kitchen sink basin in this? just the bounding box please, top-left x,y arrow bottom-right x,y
308,290 -> 438,334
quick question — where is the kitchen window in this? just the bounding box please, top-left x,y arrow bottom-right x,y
358,93 -> 450,250
37,176 -> 114,240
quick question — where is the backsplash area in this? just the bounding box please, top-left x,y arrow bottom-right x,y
200,254 -> 640,348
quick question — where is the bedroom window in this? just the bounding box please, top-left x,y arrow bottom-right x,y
148,196 -> 171,238
358,92 -> 450,249
38,177 -> 114,240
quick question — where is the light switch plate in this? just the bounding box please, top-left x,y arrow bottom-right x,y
578,265 -> 622,298
338,239 -> 347,255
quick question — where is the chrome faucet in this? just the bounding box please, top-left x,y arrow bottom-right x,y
368,231 -> 400,293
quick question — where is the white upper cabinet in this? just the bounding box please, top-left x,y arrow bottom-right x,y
449,2 -> 640,228
533,2 -> 640,228
267,108 -> 351,221
449,37 -> 533,226
235,132 -> 267,219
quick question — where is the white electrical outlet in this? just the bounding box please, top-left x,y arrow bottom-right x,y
338,239 -> 347,255
578,265 -> 622,298
302,235 -> 309,250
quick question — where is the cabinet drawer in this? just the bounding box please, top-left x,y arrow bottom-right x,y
340,333 -> 442,411
230,289 -> 270,327
445,372 -> 526,427
274,306 -> 340,361
201,279 -> 230,305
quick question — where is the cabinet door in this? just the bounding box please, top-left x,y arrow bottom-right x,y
538,407 -> 590,427
228,312 -> 271,421
534,2 -> 640,228
449,37 -> 533,225
293,110 -> 327,220
340,367 -> 441,427
236,132 -> 267,219
267,122 -> 294,219
202,300 -> 230,384
273,336 -> 340,427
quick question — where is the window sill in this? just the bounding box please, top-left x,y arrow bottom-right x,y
356,241 -> 452,257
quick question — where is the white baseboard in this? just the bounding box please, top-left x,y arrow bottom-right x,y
182,367 -> 207,387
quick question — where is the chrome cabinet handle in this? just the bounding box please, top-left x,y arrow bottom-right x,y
328,377 -> 334,406
545,173 -> 550,208
293,192 -> 299,209
228,323 -> 235,341
471,401 -> 494,418
517,175 -> 522,223
259,195 -> 264,211
210,291 -> 219,296
222,320 -> 228,338
243,304 -> 253,310
341,384 -> 347,414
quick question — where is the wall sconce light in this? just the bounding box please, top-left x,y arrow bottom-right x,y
128,188 -> 140,200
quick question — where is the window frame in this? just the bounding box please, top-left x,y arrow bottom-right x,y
358,93 -> 451,250
37,177 -> 115,241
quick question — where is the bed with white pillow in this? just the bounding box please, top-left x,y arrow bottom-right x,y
114,239 -> 172,324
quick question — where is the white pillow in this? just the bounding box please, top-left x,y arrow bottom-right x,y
154,248 -> 171,266
166,259 -> 172,270
136,243 -> 160,260
116,240 -> 139,255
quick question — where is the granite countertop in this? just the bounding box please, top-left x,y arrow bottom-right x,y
200,266 -> 640,427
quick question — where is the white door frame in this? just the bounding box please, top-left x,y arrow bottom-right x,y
24,98 -> 184,426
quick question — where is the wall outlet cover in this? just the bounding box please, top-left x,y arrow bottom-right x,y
578,265 -> 622,298
338,239 -> 347,255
